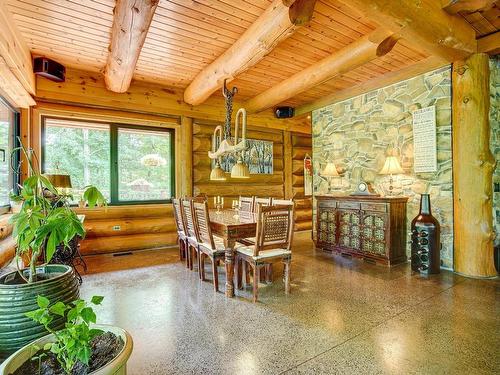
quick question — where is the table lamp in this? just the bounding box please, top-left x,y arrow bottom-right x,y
321,161 -> 340,193
379,149 -> 404,195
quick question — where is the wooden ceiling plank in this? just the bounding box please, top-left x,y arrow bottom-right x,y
0,2 -> 35,96
183,0 -> 316,106
244,28 -> 398,113
295,56 -> 449,116
477,30 -> 500,54
338,0 -> 477,61
104,0 -> 159,93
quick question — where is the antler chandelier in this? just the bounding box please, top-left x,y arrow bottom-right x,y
209,80 -> 250,180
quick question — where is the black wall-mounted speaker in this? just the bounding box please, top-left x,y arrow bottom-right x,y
275,106 -> 294,118
33,57 -> 66,82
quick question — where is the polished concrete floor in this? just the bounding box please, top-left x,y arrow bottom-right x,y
80,232 -> 499,375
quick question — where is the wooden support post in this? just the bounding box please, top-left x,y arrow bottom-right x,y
283,131 -> 293,199
179,116 -> 193,197
452,53 -> 497,278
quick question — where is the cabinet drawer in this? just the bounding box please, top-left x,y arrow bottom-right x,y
361,202 -> 388,213
338,201 -> 360,210
319,200 -> 337,209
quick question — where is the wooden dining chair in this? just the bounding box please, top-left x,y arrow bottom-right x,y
271,198 -> 294,206
253,197 -> 271,212
239,196 -> 255,212
172,198 -> 188,266
181,198 -> 201,274
235,204 -> 294,302
193,200 -> 226,292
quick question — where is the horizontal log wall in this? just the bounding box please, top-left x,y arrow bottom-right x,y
75,205 -> 176,256
0,214 -> 15,267
291,133 -> 312,231
193,122 -> 285,205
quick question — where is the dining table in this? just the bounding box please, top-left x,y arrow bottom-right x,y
209,209 -> 257,297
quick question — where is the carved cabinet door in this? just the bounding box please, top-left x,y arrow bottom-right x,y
360,210 -> 389,259
337,209 -> 362,252
317,201 -> 337,249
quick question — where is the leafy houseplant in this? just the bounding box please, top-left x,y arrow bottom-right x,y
0,142 -> 106,360
0,296 -> 133,375
26,295 -> 106,374
9,143 -> 107,283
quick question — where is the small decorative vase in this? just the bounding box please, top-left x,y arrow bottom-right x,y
411,194 -> 441,275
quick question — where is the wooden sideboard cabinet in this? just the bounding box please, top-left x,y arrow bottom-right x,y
315,195 -> 408,266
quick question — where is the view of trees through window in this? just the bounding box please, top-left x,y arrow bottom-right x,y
118,127 -> 172,201
44,118 -> 173,204
0,101 -> 15,209
45,119 -> 110,202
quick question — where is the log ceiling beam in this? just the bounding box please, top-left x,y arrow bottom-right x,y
477,31 -> 500,55
0,2 -> 35,98
295,56 -> 449,116
244,28 -> 398,113
0,56 -> 35,108
441,0 -> 496,14
183,0 -> 316,106
104,0 -> 159,93
339,0 -> 477,62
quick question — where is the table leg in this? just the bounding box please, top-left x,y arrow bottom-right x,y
224,238 -> 236,297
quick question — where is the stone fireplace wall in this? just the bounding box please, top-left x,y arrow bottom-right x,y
312,66 -> 454,268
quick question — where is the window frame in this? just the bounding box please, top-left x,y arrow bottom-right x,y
0,97 -> 20,215
41,116 -> 176,205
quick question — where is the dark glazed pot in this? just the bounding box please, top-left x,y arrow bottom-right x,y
0,264 -> 79,361
411,194 -> 441,275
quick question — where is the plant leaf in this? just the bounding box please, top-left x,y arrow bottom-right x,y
37,295 -> 50,308
49,301 -> 67,316
90,296 -> 104,305
80,307 -> 96,324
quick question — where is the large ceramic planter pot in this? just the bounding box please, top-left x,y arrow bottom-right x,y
0,325 -> 133,375
0,264 -> 79,360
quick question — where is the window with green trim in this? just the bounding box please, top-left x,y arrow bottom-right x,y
42,117 -> 175,205
0,98 -> 19,214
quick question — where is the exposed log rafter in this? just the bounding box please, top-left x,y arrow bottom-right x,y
0,2 -> 35,106
441,0 -> 496,14
478,31 -> 500,54
339,0 -> 477,62
245,28 -> 398,113
104,0 -> 159,93
295,56 -> 449,116
183,0 -> 317,106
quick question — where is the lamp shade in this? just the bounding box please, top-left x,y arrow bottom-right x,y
321,162 -> 340,177
210,161 -> 227,181
379,156 -> 404,175
230,157 -> 250,179
44,174 -> 72,189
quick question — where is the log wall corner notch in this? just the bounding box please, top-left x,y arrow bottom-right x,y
104,0 -> 159,93
183,0 -> 317,106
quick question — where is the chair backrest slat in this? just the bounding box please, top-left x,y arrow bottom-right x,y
271,198 -> 294,207
254,204 -> 294,256
193,201 -> 216,249
239,196 -> 255,213
181,199 -> 197,238
172,198 -> 186,235
253,197 -> 271,212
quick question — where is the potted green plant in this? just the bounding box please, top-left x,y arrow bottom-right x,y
0,295 -> 133,374
0,143 -> 106,360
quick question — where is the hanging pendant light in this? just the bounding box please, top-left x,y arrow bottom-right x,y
231,154 -> 250,179
210,159 -> 227,181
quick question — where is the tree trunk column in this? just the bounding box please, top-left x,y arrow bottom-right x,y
452,53 -> 497,278
179,116 -> 193,197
